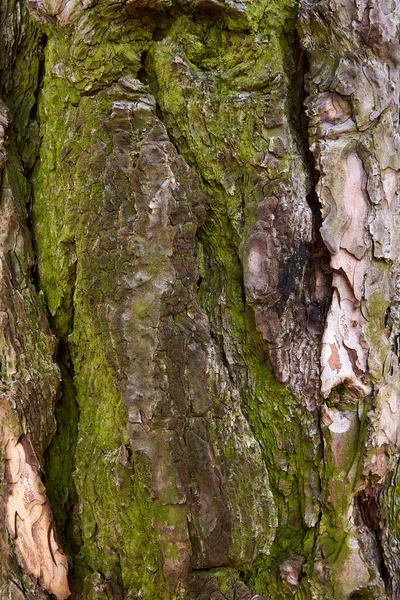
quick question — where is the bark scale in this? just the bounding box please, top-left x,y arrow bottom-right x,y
0,0 -> 399,598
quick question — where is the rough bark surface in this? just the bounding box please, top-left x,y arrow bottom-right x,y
0,0 -> 399,598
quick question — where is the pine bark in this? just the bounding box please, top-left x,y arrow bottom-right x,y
0,0 -> 399,598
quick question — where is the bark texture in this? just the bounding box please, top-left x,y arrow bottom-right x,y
0,0 -> 399,597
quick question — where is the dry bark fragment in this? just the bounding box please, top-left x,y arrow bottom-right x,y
5,437 -> 70,600
300,0 -> 400,595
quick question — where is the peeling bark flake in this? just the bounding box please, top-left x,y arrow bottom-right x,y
5,437 -> 70,600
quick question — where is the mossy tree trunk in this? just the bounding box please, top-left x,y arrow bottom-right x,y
0,0 -> 399,597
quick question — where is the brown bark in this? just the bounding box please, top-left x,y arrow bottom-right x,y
0,0 -> 399,597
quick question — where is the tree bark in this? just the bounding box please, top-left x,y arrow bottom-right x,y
0,0 -> 399,597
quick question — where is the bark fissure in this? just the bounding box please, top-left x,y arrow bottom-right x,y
17,37 -> 83,585
42,338 -> 83,589
356,487 -> 389,591
142,16 -> 331,598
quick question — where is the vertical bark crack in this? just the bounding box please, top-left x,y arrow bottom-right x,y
21,41 -> 82,586
356,488 -> 390,595
290,33 -> 332,353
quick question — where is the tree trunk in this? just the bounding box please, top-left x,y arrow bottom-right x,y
0,0 -> 399,597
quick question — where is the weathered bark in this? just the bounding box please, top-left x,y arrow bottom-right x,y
0,0 -> 399,597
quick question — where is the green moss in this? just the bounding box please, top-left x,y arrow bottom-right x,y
31,29 -> 167,597
142,7 -> 321,596
44,359 -> 79,540
29,1 -> 328,596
